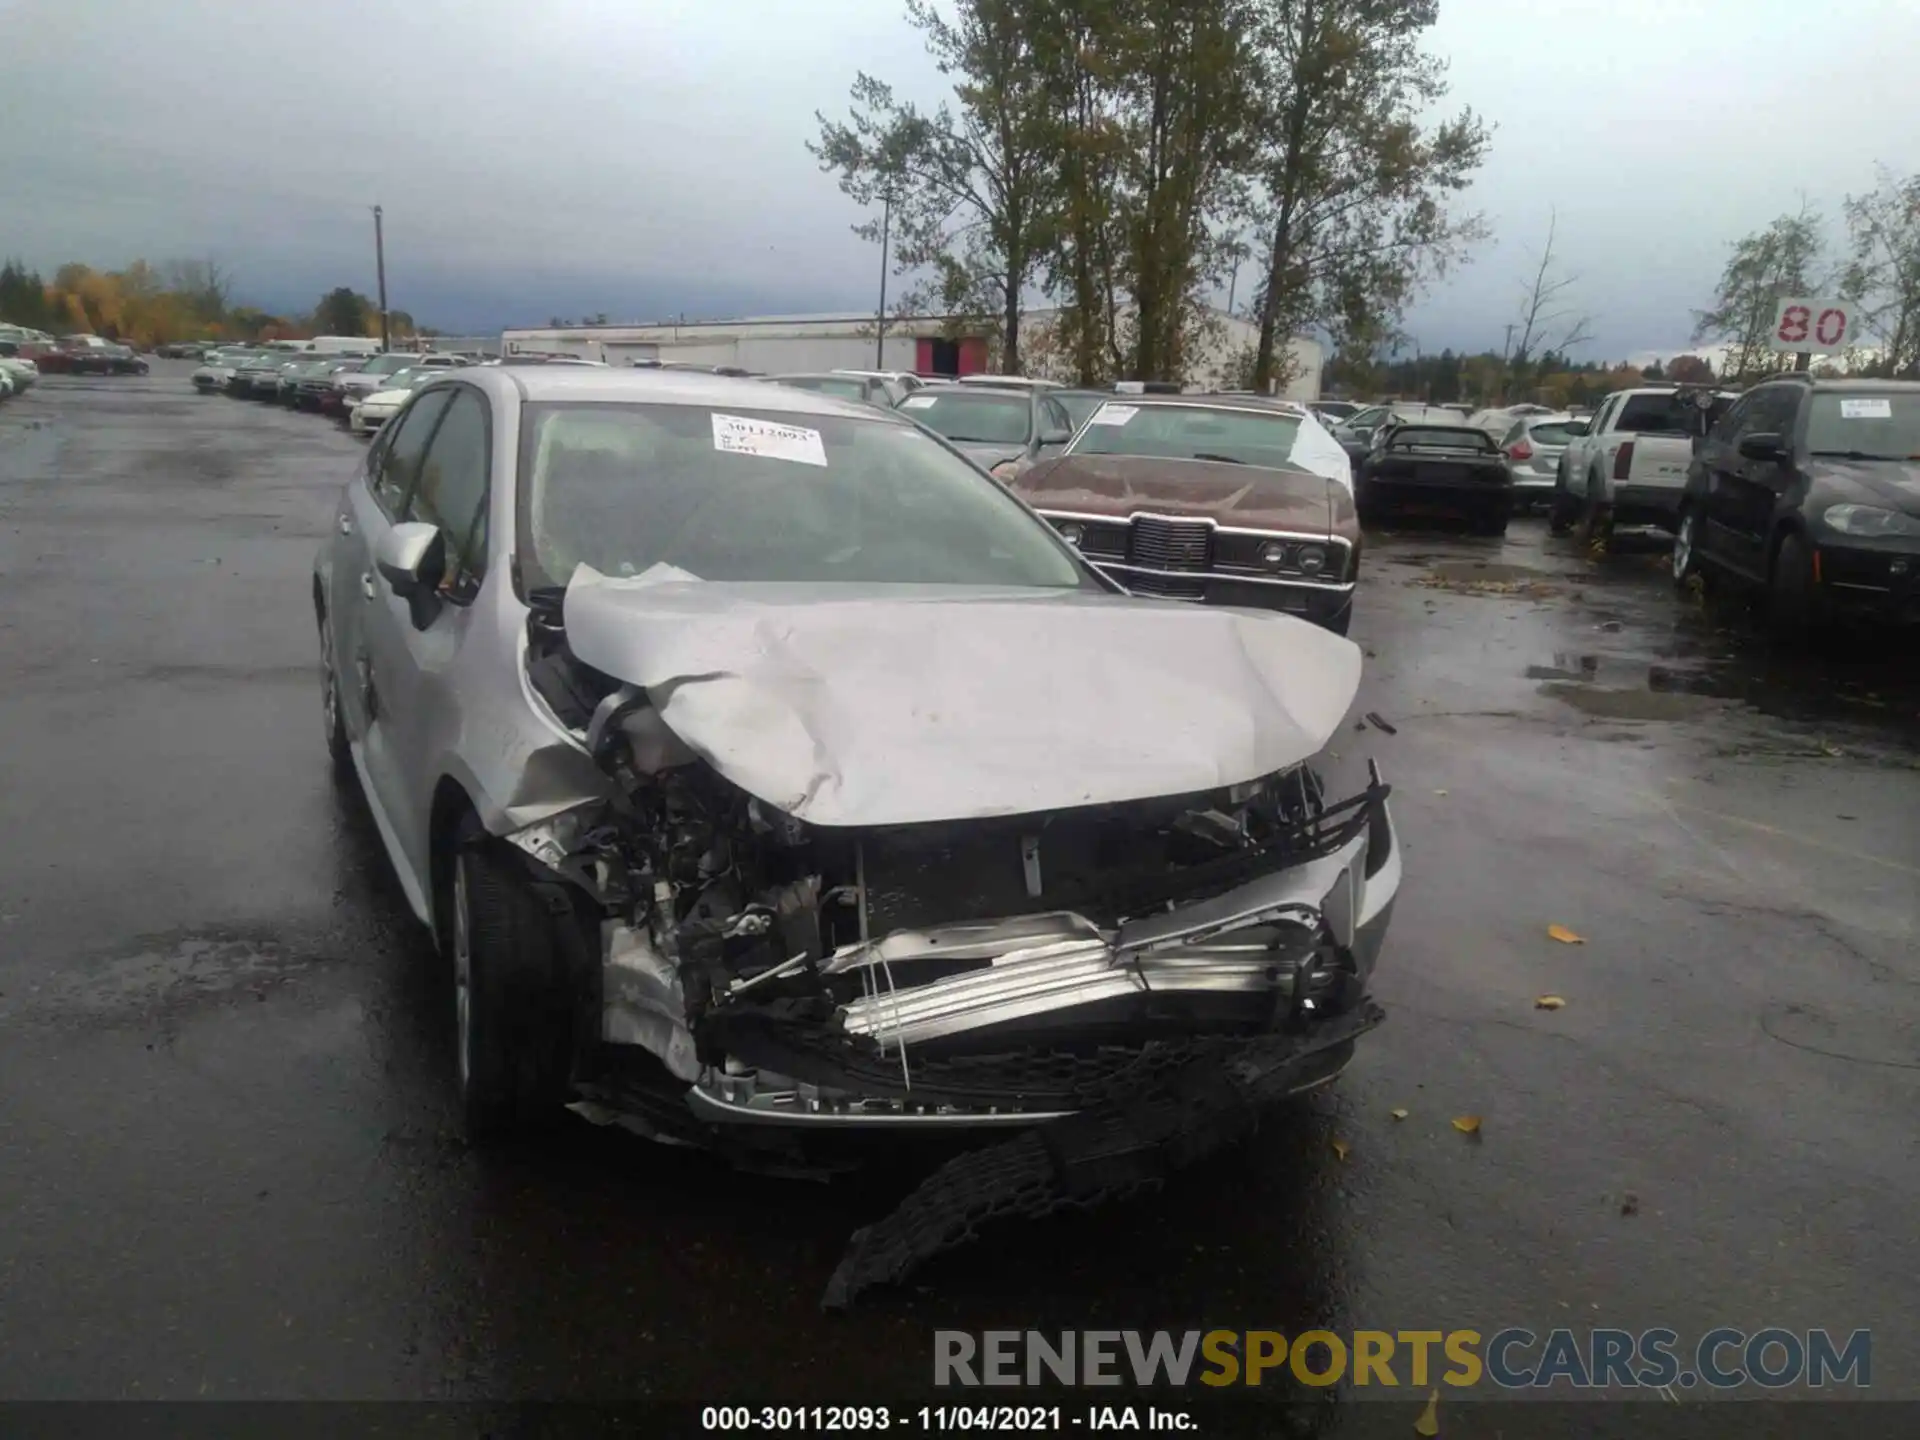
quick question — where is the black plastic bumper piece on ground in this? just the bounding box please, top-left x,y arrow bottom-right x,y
819,999 -> 1386,1310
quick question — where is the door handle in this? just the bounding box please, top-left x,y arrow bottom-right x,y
361,571 -> 377,600
339,514 -> 353,535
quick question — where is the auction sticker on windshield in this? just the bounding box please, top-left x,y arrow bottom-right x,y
899,395 -> 937,410
1089,404 -> 1138,426
1840,398 -> 1892,419
712,413 -> 828,467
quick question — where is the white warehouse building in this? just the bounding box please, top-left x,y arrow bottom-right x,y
498,308 -> 1324,399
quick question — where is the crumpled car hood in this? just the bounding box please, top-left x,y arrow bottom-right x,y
561,568 -> 1363,827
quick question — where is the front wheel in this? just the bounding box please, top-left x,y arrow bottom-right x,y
1671,506 -> 1705,591
1767,531 -> 1823,647
446,816 -> 576,1142
318,609 -> 350,772
1548,466 -> 1578,535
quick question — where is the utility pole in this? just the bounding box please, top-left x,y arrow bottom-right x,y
875,190 -> 892,368
372,205 -> 390,352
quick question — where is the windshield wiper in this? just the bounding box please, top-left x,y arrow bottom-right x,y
1811,449 -> 1913,461
1191,452 -> 1245,465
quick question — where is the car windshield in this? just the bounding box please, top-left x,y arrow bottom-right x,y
896,391 -> 1034,445
773,375 -> 872,401
517,402 -> 1087,590
358,355 -> 415,375
1386,426 -> 1497,453
379,368 -> 438,390
1053,392 -> 1109,431
1068,401 -> 1303,468
1805,392 -> 1920,458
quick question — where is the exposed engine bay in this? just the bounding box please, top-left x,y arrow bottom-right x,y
517,584 -> 1398,1146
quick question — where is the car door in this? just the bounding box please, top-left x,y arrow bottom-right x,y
344,384 -> 457,866
1690,393 -> 1753,568
356,384 -> 494,892
1707,386 -> 1798,580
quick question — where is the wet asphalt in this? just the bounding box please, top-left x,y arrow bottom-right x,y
1,366 -> 1916,1413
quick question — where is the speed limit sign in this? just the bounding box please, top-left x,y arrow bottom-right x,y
1769,297 -> 1854,354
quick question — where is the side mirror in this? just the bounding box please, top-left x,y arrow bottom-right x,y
1738,433 -> 1789,463
376,521 -> 445,599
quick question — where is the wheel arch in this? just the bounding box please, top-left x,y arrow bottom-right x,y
1767,514 -> 1809,575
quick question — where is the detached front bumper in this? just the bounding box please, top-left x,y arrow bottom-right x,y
645,772 -> 1401,1134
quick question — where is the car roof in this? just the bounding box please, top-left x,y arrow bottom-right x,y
1761,376 -> 1920,393
487,364 -> 906,422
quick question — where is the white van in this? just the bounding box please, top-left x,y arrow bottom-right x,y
302,335 -> 381,356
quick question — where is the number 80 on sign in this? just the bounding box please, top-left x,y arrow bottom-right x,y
1769,297 -> 1853,354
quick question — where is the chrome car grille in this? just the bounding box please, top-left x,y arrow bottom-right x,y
1127,516 -> 1211,572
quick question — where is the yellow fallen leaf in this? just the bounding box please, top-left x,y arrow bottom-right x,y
1414,1387 -> 1441,1436
1451,1115 -> 1482,1135
1548,924 -> 1585,944
1434,788 -> 1449,796
1534,995 -> 1567,1010
1331,1138 -> 1351,1161
1391,1107 -> 1410,1120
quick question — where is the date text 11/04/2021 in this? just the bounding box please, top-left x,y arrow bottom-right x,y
701,1407 -> 1191,1431
931,1327 -> 1872,1391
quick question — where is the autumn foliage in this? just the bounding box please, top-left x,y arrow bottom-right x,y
1,258 -> 406,349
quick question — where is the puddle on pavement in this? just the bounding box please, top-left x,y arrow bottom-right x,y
1537,680 -> 1720,722
1526,642 -> 1920,749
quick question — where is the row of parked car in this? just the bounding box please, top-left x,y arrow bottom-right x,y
1309,379 -> 1920,639
189,345 -> 479,432
0,329 -> 146,384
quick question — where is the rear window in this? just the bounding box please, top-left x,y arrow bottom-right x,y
1614,394 -> 1688,434
1526,421 -> 1581,446
1386,426 -> 1496,453
896,390 -> 1034,445
774,376 -> 871,401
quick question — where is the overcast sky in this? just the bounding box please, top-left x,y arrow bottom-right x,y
4,0 -> 1919,358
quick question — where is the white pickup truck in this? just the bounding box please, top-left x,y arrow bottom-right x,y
1551,385 -> 1736,538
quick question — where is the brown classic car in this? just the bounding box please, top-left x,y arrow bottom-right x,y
1007,394 -> 1362,634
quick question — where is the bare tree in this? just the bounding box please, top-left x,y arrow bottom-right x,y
1507,208 -> 1592,393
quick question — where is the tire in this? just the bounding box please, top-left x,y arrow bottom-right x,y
318,607 -> 350,772
1767,531 -> 1822,647
1578,476 -> 1612,554
1671,505 -> 1704,591
445,814 -> 575,1142
1548,464 -> 1578,535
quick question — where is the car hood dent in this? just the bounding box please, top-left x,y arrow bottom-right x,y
561,567 -> 1363,827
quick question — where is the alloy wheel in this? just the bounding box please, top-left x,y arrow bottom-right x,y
1672,510 -> 1695,581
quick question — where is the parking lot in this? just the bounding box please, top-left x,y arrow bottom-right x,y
2,364 -> 1917,1411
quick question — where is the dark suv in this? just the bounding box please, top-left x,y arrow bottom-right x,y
1672,377 -> 1920,638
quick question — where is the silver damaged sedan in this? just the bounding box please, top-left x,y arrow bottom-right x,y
314,367 -> 1403,1148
